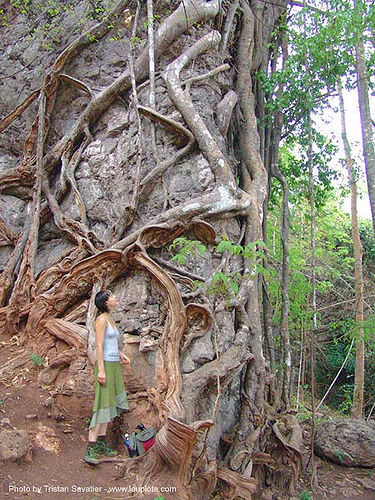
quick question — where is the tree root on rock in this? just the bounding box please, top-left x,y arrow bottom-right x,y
0,0 -> 295,497
0,350 -> 32,381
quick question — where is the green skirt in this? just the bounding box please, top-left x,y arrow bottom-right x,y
89,361 -> 129,429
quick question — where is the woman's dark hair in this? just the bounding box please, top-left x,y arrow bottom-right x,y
95,290 -> 111,313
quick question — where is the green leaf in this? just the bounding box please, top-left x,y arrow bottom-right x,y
232,245 -> 243,255
198,244 -> 206,255
215,240 -> 233,253
172,254 -> 186,265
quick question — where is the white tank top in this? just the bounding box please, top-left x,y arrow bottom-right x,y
103,321 -> 120,362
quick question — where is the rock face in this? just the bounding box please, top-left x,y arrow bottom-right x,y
0,428 -> 30,462
0,0 -> 242,445
0,1 -> 288,494
34,424 -> 62,455
315,418 -> 375,467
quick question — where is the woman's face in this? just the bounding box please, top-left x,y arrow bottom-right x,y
107,293 -> 118,310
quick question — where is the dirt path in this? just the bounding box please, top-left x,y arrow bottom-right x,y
1,334 -> 375,500
0,335 -> 177,500
0,370 -> 134,500
296,462 -> 375,499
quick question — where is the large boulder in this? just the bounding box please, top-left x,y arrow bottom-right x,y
315,418 -> 375,467
0,428 -> 30,462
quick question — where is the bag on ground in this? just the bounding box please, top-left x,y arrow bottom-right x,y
126,426 -> 156,457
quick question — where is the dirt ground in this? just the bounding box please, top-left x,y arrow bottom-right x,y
0,333 -> 178,500
296,457 -> 375,499
1,334 -> 375,500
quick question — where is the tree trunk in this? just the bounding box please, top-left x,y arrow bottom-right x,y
0,0 -> 300,497
354,0 -> 375,234
338,80 -> 365,419
307,110 -> 318,488
270,31 -> 291,410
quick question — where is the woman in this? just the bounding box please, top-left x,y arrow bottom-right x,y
84,290 -> 130,465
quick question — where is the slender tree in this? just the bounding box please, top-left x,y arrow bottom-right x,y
353,0 -> 375,233
338,79 -> 365,418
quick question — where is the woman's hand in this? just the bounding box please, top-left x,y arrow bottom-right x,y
120,352 -> 131,365
97,369 -> 106,386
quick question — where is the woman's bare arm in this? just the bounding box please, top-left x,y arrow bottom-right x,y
95,316 -> 106,385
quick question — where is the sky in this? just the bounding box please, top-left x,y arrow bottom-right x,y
290,0 -> 375,221
315,87 -> 375,220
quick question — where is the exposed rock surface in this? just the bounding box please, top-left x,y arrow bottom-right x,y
33,423 -> 62,455
315,418 -> 375,467
0,428 -> 30,462
0,0 -> 289,496
0,0 -> 241,449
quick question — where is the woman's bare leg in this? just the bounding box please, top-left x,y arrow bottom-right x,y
98,422 -> 108,436
88,422 -> 108,441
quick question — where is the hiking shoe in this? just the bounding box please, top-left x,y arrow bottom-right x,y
95,440 -> 118,457
84,446 -> 99,465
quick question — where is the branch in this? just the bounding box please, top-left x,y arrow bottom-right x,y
139,106 -> 195,188
43,0 -> 220,175
316,337 -> 355,411
182,63 -> 230,91
0,89 -> 40,133
289,1 -> 325,13
152,256 -> 205,282
163,31 -> 237,187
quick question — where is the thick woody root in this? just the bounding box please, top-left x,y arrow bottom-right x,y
0,0 -> 222,317
24,249 -> 127,353
112,418 -> 244,500
0,350 -> 32,381
138,106 -> 195,189
182,345 -> 254,423
217,467 -> 257,500
251,414 -> 303,498
128,250 -> 187,421
0,1 -> 290,496
4,220 -> 211,382
121,220 -> 216,422
163,30 -> 236,188
117,417 -> 257,500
